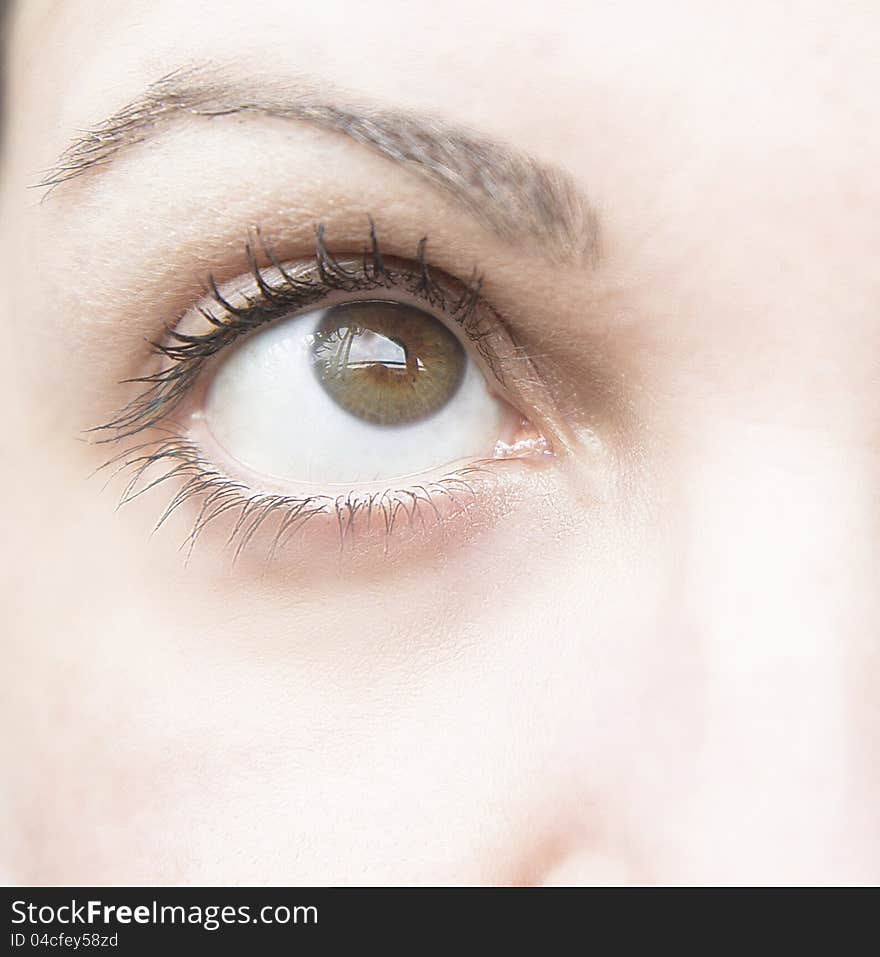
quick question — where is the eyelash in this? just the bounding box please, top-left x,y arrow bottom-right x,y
97,222 -> 505,442
100,430 -> 500,561
94,222 -> 543,560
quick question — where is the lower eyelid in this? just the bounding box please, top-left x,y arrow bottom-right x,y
99,426 -> 554,567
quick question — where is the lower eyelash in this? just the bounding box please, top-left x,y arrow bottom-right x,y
97,429 -> 510,563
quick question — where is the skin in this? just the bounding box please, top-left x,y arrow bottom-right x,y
1,0 -> 878,885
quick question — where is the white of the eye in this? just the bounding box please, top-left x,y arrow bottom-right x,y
203,307 -> 511,485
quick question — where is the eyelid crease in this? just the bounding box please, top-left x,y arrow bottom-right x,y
92,223 -> 539,444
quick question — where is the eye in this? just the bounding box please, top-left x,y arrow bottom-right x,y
97,225 -> 553,558
205,298 -> 515,484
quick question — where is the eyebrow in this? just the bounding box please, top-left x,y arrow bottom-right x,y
38,66 -> 599,264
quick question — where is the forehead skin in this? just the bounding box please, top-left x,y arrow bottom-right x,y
1,1 -> 879,884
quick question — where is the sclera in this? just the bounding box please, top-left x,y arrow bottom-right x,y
204,304 -> 517,486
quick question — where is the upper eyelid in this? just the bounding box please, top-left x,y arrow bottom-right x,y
196,229 -> 501,351
92,227 -> 527,443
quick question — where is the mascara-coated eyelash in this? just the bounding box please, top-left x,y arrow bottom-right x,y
96,223 -> 517,443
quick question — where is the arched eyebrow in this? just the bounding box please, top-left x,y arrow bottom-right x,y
37,65 -> 599,265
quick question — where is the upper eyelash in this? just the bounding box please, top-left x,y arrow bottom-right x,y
93,221 -> 502,442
